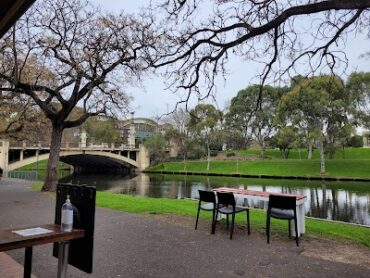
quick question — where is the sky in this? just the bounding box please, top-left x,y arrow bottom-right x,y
90,0 -> 369,119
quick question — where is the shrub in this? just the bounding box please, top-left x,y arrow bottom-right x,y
347,135 -> 363,148
226,151 -> 235,157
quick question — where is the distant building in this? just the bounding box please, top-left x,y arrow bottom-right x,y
118,117 -> 172,147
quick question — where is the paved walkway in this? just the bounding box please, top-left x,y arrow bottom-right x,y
0,178 -> 369,278
0,252 -> 37,278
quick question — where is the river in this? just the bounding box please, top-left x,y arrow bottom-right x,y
59,172 -> 370,226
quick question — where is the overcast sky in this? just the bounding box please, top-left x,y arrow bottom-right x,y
90,0 -> 369,119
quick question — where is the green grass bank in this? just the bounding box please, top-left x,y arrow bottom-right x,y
32,182 -> 369,248
231,147 -> 370,160
11,160 -> 70,181
96,192 -> 370,247
147,159 -> 370,180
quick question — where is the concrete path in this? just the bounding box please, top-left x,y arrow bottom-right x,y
0,178 -> 369,278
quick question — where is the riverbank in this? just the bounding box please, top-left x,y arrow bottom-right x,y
146,159 -> 370,181
4,179 -> 370,277
96,191 -> 370,248
31,182 -> 370,248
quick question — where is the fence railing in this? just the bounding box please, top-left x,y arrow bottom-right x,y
3,170 -> 38,181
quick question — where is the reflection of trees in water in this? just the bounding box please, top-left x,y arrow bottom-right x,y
308,187 -> 327,219
332,191 -> 353,223
322,184 -> 327,219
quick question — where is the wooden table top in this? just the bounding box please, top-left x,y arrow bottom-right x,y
0,224 -> 84,252
213,187 -> 306,201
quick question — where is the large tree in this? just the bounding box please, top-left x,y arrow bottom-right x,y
347,72 -> 370,130
153,0 -> 370,109
187,104 -> 222,171
225,85 -> 282,157
278,75 -> 349,173
0,0 -> 156,190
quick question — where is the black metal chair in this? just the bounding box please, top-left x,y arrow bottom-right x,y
266,194 -> 299,246
215,192 -> 250,239
195,190 -> 217,234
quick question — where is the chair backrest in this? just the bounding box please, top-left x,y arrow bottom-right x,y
216,192 -> 236,207
198,190 -> 216,203
268,195 -> 296,210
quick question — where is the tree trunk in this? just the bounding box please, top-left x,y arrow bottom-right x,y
42,124 -> 64,191
260,140 -> 266,159
206,141 -> 210,172
261,145 -> 266,159
308,141 -> 313,159
319,138 -> 325,174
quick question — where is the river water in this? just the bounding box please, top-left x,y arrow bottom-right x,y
59,173 -> 370,226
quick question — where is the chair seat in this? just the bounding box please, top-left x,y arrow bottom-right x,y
218,205 -> 246,214
200,203 -> 215,211
270,208 -> 294,219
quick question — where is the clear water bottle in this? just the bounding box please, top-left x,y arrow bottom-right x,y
61,195 -> 73,232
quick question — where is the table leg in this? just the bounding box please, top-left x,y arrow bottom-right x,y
24,246 -> 32,278
299,203 -> 305,234
57,241 -> 70,278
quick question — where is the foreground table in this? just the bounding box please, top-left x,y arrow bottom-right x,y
213,187 -> 307,236
0,224 -> 84,278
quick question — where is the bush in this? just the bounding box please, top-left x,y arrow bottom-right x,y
347,135 -> 363,148
210,150 -> 218,157
188,147 -> 205,159
226,151 -> 235,157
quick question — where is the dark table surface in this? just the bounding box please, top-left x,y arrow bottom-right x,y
0,224 -> 84,252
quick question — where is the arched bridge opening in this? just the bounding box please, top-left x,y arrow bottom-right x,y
60,154 -> 137,174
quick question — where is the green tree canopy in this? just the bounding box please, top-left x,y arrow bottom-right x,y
225,84 -> 284,156
187,104 -> 222,171
277,75 -> 350,172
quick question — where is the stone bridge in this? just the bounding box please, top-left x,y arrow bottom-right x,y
0,140 -> 149,173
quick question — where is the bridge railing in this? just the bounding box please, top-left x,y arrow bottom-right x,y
10,141 -> 51,148
9,141 -> 138,150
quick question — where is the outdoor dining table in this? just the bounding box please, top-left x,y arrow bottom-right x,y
212,187 -> 307,236
0,224 -> 84,278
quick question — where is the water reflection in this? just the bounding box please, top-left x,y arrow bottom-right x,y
59,173 -> 370,226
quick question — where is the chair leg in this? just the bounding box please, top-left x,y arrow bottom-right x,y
266,213 -> 271,244
226,214 -> 229,229
246,209 -> 250,235
214,210 -> 219,234
211,209 -> 216,234
195,206 -> 200,230
230,213 -> 235,239
294,214 -> 299,247
288,219 -> 291,238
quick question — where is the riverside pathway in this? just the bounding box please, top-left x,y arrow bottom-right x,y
0,178 -> 369,278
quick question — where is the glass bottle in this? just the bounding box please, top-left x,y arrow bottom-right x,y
61,195 -> 73,232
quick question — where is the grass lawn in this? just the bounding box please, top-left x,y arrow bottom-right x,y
16,159 -> 70,170
96,192 -> 370,248
148,159 -> 370,179
31,182 -> 369,248
233,147 -> 370,160
11,160 -> 70,181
